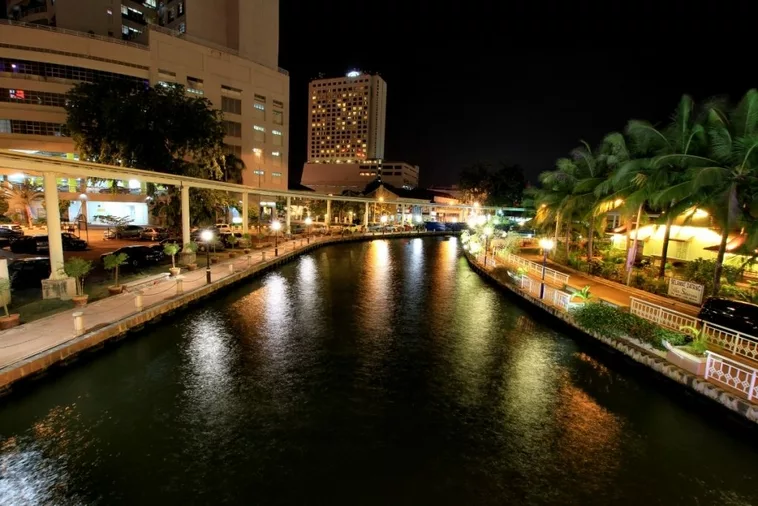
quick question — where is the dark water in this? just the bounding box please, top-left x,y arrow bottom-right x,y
1,237 -> 757,505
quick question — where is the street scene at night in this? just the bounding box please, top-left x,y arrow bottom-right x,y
0,1 -> 757,504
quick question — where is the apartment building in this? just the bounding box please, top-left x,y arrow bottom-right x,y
301,160 -> 419,195
0,20 -> 289,194
307,71 -> 386,164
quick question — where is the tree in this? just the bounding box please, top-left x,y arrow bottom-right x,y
65,81 -> 234,230
488,163 -> 526,207
459,162 -> 493,204
2,181 -> 43,227
629,95 -> 706,277
103,252 -> 129,288
63,257 -> 93,297
668,90 -> 758,295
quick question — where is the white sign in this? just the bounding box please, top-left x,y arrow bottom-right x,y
668,278 -> 704,304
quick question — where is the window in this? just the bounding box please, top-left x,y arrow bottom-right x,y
1,88 -> 67,107
221,85 -> 242,96
224,144 -> 242,157
272,151 -> 282,166
253,125 -> 265,142
272,172 -> 282,177
0,58 -> 148,86
254,93 -> 266,102
221,96 -> 241,114
253,148 -> 263,156
121,5 -> 128,15
178,23 -> 186,34
272,129 -> 282,146
254,125 -> 266,132
0,119 -> 64,136
273,109 -> 283,125
178,2 -> 184,15
223,120 -> 241,138
254,103 -> 265,111
273,99 -> 284,108
253,170 -> 265,176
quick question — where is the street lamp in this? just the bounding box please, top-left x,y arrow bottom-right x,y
304,216 -> 312,244
272,220 -> 281,256
201,229 -> 214,284
538,238 -> 555,298
78,193 -> 89,243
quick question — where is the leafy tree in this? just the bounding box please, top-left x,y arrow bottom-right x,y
459,162 -> 493,204
63,257 -> 93,296
103,252 -> 129,287
2,181 -> 43,227
488,163 -> 526,207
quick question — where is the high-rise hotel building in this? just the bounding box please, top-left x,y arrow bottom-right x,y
1,0 -> 288,190
307,71 -> 386,164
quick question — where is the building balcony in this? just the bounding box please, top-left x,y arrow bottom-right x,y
10,4 -> 52,25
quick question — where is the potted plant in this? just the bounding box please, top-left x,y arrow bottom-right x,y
569,285 -> 592,309
182,242 -> 198,271
0,278 -> 19,329
226,234 -> 239,258
103,252 -> 129,295
663,325 -> 708,376
242,233 -> 252,254
164,243 -> 181,276
63,257 -> 93,307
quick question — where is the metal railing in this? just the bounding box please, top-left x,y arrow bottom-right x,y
630,297 -> 758,362
705,351 -> 758,400
629,297 -> 699,331
501,252 -> 570,286
519,275 -> 542,299
543,285 -> 571,311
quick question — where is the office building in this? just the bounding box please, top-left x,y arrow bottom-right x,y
0,18 -> 289,197
301,160 -> 419,195
307,71 -> 386,164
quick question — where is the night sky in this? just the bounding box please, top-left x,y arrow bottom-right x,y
279,1 -> 757,187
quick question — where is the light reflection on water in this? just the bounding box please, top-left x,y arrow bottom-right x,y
0,237 -> 756,505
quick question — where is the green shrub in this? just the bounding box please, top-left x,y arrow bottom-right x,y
683,258 -> 741,293
570,302 -> 671,350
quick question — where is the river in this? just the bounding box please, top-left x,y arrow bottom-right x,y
0,237 -> 756,505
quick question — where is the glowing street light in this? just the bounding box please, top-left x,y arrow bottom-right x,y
201,229 -> 214,284
271,220 -> 281,256
538,238 -> 555,298
304,216 -> 312,244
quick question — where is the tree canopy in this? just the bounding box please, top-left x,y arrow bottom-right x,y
459,162 -> 525,207
64,81 -> 243,228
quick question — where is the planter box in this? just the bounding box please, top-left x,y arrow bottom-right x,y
666,347 -> 707,376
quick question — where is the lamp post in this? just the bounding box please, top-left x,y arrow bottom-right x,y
305,216 -> 312,244
539,238 -> 555,298
201,229 -> 213,284
272,220 -> 281,256
482,225 -> 494,266
78,193 -> 89,243
380,214 -> 387,235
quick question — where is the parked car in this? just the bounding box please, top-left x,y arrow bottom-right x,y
8,257 -> 51,288
10,235 -> 49,254
0,224 -> 24,234
62,233 -> 87,251
424,221 -> 446,232
104,225 -> 144,240
101,245 -> 164,268
140,227 -> 169,241
215,222 -> 233,233
0,227 -> 24,248
698,297 -> 758,337
159,237 -> 182,247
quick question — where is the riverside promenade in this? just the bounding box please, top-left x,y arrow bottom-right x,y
0,231 -> 438,392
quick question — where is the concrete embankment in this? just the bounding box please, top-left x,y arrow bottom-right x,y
0,232 -> 450,394
464,252 -> 758,426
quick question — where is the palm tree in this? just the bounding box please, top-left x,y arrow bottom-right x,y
627,95 -> 706,277
2,180 -> 43,227
535,158 -> 581,256
667,89 -> 758,295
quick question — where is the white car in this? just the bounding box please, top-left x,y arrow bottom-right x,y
215,223 -> 233,233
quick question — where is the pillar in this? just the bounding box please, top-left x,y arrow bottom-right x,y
181,185 -> 190,247
242,193 -> 249,235
286,196 -> 291,234
364,202 -> 369,226
325,199 -> 331,225
44,173 -> 65,280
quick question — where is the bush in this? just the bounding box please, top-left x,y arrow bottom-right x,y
683,258 -> 741,293
570,302 -> 684,351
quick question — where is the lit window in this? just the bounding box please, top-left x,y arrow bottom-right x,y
272,172 -> 282,177
272,130 -> 282,136
121,5 -> 128,14
253,170 -> 264,175
253,125 -> 265,132
272,151 -> 281,157
253,148 -> 262,155
9,89 -> 24,100
254,103 -> 265,111
107,8 -> 113,15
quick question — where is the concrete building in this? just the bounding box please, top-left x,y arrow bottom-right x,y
0,19 -> 289,203
307,71 -> 386,164
301,160 -> 419,195
6,0 -> 280,71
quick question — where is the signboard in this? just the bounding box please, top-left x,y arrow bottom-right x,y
668,278 -> 704,305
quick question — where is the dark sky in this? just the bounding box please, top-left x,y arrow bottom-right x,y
279,1 -> 758,187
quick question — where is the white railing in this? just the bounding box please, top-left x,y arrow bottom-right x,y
630,297 -> 758,362
629,297 -> 699,331
543,285 -> 571,311
705,352 -> 758,401
500,252 -> 570,286
519,275 -> 541,298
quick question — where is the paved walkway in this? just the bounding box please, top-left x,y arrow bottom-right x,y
504,253 -> 701,316
0,233 -> 381,370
